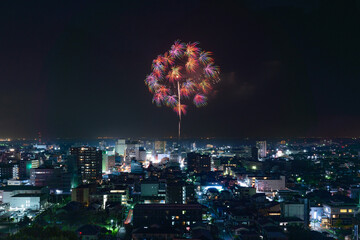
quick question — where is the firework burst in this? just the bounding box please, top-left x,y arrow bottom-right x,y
145,40 -> 220,138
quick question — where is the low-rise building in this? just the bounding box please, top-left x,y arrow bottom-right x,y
255,176 -> 286,193
133,204 -> 203,231
323,202 -> 357,228
0,185 -> 44,204
9,193 -> 47,210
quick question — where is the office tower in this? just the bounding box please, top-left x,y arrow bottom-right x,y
256,141 -> 267,158
125,141 -> 140,162
108,156 -> 115,171
102,151 -> 109,173
70,147 -> 102,184
115,139 -> 126,157
138,148 -> 146,163
169,144 -> 180,163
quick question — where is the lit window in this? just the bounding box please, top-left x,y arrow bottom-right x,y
349,209 -> 353,213
340,209 -> 347,213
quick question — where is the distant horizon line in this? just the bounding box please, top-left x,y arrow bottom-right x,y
0,136 -> 359,142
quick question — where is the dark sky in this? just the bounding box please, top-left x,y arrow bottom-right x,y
0,0 -> 359,139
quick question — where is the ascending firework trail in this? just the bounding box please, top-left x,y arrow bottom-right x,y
145,40 -> 220,139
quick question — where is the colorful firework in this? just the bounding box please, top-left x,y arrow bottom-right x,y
145,40 -> 220,138
193,94 -> 208,107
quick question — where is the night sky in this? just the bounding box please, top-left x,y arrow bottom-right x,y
0,0 -> 359,139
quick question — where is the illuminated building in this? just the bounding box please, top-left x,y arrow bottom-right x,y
131,160 -> 143,174
0,163 -> 19,180
71,184 -> 96,207
30,167 -> 71,192
115,139 -> 126,157
323,202 -> 357,228
256,141 -> 267,158
186,152 -> 211,173
154,140 -> 166,154
102,151 -> 109,173
140,180 -> 166,204
70,147 -> 102,184
281,201 -> 308,221
31,159 -> 40,169
9,193 -> 46,211
132,226 -> 180,240
90,186 -> 129,208
30,168 -> 59,187
125,141 -> 140,162
99,140 -> 106,150
234,187 -> 256,199
166,181 -> 195,204
0,185 -> 43,204
141,181 -> 159,197
232,146 -> 252,158
169,144 -> 180,164
254,176 -> 286,192
108,156 -> 115,171
133,204 -> 203,230
137,148 -> 146,163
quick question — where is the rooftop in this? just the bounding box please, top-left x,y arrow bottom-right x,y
12,193 -> 44,198
0,186 -> 43,191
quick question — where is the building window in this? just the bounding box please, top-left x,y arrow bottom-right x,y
340,209 -> 347,213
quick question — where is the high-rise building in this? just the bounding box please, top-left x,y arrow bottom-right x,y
125,141 -> 140,162
186,153 -> 211,173
102,151 -> 109,173
166,181 -> 195,204
70,147 -> 102,184
256,141 -> 267,158
108,156 -> 115,171
154,141 -> 166,154
12,164 -> 19,180
115,139 -> 126,157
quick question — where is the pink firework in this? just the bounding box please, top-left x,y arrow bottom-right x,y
145,40 -> 220,138
193,94 -> 207,107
